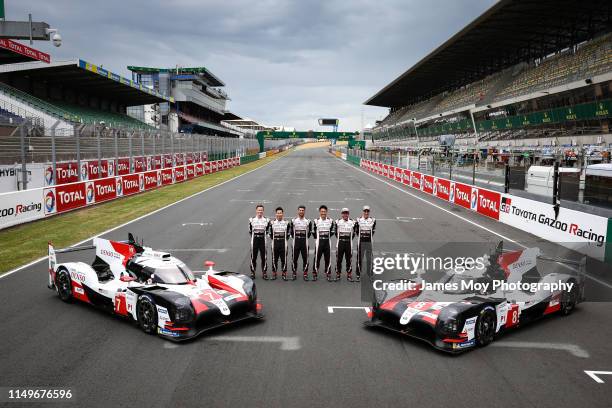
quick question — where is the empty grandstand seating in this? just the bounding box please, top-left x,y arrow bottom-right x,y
495,33 -> 612,102
0,81 -> 151,130
52,101 -> 152,129
430,72 -> 501,115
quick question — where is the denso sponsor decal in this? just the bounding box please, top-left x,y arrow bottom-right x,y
195,163 -> 203,176
402,169 -> 411,185
453,182 -> 471,209
133,157 -> 147,173
122,174 -> 140,195
174,167 -> 186,182
411,171 -> 421,189
53,182 -> 87,213
186,165 -> 195,179
475,188 -> 501,220
422,175 -> 434,195
116,158 -> 130,175
93,178 -> 117,202
143,171 -> 159,190
163,154 -> 173,168
161,168 -> 173,185
435,178 -> 451,201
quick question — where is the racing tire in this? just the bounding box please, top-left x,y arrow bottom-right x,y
560,281 -> 578,316
55,267 -> 73,302
475,307 -> 496,347
137,296 -> 158,334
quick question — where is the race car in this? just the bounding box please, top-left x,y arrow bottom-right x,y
47,234 -> 263,340
365,242 -> 585,353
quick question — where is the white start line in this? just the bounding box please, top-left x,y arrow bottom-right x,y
327,306 -> 371,314
490,341 -> 589,358
584,370 -> 612,384
206,335 -> 301,350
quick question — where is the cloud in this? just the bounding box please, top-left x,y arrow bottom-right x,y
14,0 -> 496,131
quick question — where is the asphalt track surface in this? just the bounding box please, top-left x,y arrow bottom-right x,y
1,146 -> 612,408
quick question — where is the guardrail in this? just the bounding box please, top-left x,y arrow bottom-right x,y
343,153 -> 611,263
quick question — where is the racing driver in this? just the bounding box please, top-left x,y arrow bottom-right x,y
355,205 -> 376,282
312,205 -> 336,281
249,204 -> 270,279
292,205 -> 311,281
269,206 -> 292,280
335,208 -> 357,281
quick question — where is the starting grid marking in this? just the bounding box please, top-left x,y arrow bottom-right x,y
327,306 -> 371,314
584,370 -> 612,384
164,336 -> 301,351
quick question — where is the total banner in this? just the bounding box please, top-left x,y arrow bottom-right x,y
0,155 -> 246,231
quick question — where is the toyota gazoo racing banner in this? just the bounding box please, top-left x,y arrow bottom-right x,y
0,189 -> 44,229
499,194 -> 608,260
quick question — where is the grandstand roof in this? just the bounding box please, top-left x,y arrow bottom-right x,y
0,39 -> 50,64
0,59 -> 172,105
365,0 -> 611,108
127,66 -> 225,87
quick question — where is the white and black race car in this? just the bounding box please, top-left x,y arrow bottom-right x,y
47,234 -> 263,340
365,242 -> 586,353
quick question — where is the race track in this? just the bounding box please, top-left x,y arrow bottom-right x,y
1,146 -> 612,408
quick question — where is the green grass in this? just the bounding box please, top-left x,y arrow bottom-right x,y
0,152 -> 288,274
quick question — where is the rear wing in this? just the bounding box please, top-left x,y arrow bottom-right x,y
47,241 -> 95,289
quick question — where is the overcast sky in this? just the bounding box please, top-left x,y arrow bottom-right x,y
13,0 -> 495,131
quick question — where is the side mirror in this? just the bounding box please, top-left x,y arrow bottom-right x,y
120,275 -> 136,282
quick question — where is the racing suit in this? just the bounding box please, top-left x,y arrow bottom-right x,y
249,216 -> 270,279
269,219 -> 292,280
291,217 -> 311,280
335,218 -> 357,281
312,217 -> 336,281
355,216 -> 376,281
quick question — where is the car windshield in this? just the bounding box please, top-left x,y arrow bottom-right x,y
149,264 -> 195,285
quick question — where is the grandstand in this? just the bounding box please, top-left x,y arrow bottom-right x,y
127,66 -> 244,137
366,0 -> 612,150
0,59 -> 169,132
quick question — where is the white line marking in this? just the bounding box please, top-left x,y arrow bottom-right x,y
327,306 -> 371,314
584,370 -> 612,383
236,189 -> 253,192
159,249 -> 229,253
344,197 -> 364,201
378,217 -> 424,222
308,200 -> 344,203
163,342 -> 179,349
341,161 -> 612,289
230,199 -> 271,203
181,222 -> 213,227
1,157 -> 283,280
206,335 -> 301,350
491,341 -> 589,358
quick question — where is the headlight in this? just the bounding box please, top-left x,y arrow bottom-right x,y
173,298 -> 195,322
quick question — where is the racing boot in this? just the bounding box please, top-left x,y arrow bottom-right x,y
355,274 -> 360,283
347,273 -> 355,282
251,272 -> 256,279
326,273 -> 332,282
312,273 -> 318,281
292,272 -> 297,281
282,272 -> 287,281
271,272 -> 277,281
262,273 -> 269,280
335,272 -> 341,282
303,272 -> 309,281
